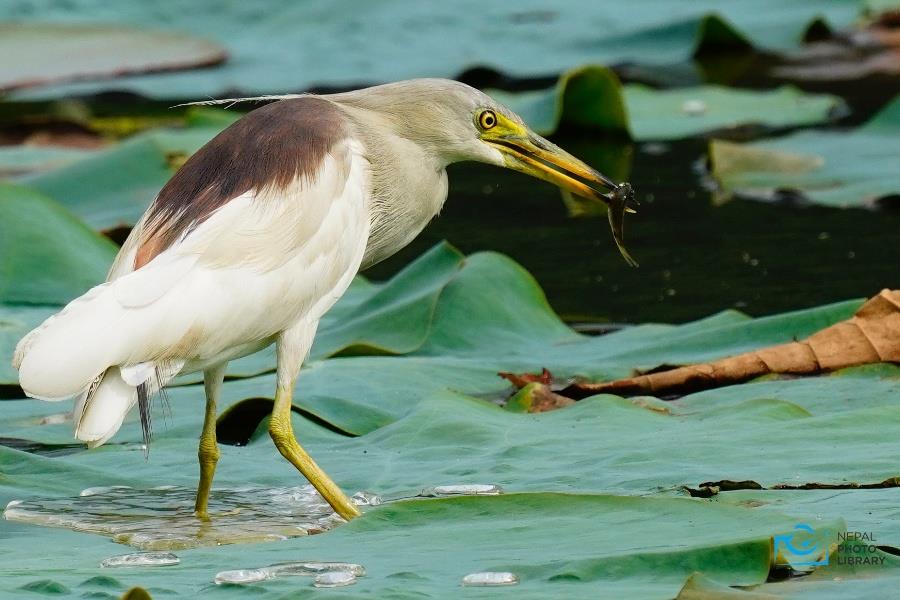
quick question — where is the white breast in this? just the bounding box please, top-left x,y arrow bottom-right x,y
359,133 -> 449,268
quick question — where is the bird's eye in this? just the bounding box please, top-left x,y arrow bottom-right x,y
478,110 -> 497,130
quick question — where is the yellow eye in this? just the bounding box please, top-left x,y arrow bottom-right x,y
478,110 -> 497,130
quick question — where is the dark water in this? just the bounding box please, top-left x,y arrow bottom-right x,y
10,56 -> 898,326
368,137 -> 900,325
368,60 -> 900,325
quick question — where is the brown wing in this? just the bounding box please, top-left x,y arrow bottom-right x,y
135,96 -> 347,269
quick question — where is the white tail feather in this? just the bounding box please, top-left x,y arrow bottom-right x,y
16,283 -> 135,401
73,360 -> 182,448
15,254 -> 193,401
75,367 -> 137,447
12,282 -> 110,376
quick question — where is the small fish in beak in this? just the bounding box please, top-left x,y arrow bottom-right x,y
606,182 -> 639,267
483,125 -> 639,266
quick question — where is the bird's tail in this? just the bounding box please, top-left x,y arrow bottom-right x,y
14,281 -> 129,401
73,363 -> 179,449
73,367 -> 137,448
13,279 -> 183,448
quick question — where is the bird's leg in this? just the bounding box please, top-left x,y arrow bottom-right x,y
269,324 -> 360,520
194,363 -> 226,519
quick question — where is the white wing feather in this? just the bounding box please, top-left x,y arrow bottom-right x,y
16,139 -> 371,446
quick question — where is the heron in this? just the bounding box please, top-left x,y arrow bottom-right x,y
13,79 -> 636,521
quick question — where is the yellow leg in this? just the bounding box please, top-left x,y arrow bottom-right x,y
194,365 -> 225,519
269,385 -> 360,520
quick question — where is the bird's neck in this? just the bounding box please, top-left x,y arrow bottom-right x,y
335,102 -> 450,269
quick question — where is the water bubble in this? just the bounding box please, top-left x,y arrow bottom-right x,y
423,484 -> 503,497
100,552 -> 179,568
214,569 -> 270,585
352,491 -> 382,506
313,571 -> 357,588
681,99 -> 707,116
80,486 -> 132,497
215,562 -> 365,586
462,572 -> 519,586
641,142 -> 669,156
268,562 -> 365,577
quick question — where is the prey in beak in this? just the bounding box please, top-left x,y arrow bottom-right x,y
480,112 -> 639,267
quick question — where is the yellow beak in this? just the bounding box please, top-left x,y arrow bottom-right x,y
485,131 -> 638,267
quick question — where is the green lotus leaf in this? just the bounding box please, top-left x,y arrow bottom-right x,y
0,184 -> 117,305
710,96 -> 900,207
493,66 -> 843,140
2,1 -> 866,100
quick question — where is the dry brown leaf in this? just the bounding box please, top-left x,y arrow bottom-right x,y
773,21 -> 900,80
567,289 -> 900,398
498,368 -> 553,389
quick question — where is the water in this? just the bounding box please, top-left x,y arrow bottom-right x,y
351,490 -> 383,506
369,144 -> 900,326
4,482 -> 504,549
462,572 -> 520,586
422,484 -> 503,497
100,552 -> 179,568
214,569 -> 270,585
214,562 -> 365,586
358,483 -> 503,503
4,485 -> 344,550
313,571 -> 358,588
267,562 -> 366,577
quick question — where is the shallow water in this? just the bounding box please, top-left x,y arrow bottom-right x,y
3,483 -> 505,549
4,485 -> 343,550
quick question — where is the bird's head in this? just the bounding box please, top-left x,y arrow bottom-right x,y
336,78 -> 638,265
